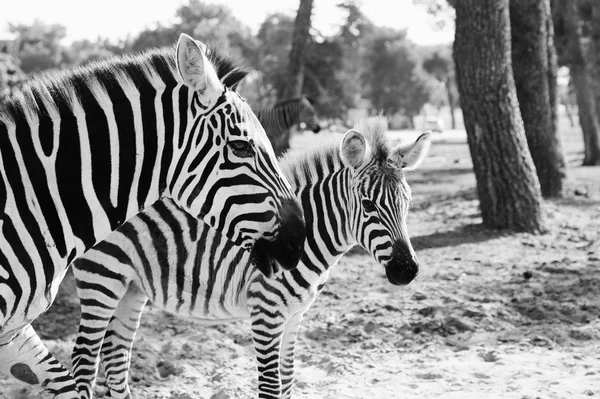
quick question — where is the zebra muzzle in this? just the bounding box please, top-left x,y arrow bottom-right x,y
386,240 -> 419,286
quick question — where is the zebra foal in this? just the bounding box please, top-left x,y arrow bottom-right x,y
72,116 -> 431,398
0,34 -> 306,397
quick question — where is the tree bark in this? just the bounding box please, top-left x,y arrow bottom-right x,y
563,0 -> 600,165
273,0 -> 314,157
454,0 -> 544,233
510,0 -> 566,197
588,0 -> 600,164
546,3 -> 559,142
445,78 -> 457,129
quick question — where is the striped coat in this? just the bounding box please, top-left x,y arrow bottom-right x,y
72,116 -> 431,398
0,34 -> 305,397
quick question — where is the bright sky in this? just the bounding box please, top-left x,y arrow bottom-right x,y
0,0 -> 454,46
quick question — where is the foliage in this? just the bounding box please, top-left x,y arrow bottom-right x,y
254,13 -> 295,105
0,53 -> 26,100
63,39 -> 119,67
128,1 -> 257,62
2,0 -> 446,122
362,29 -> 431,118
9,20 -> 68,74
422,48 -> 459,109
304,39 -> 352,118
128,24 -> 180,54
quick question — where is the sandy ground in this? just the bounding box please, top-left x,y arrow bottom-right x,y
2,123 -> 600,399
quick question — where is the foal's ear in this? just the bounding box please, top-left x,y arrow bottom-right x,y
389,132 -> 431,171
176,34 -> 223,100
340,129 -> 371,170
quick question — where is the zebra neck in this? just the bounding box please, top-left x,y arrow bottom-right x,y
0,80 -> 185,269
293,165 -> 356,274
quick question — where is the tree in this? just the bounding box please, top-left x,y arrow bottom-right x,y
0,53 -> 26,101
9,20 -> 68,74
303,39 -> 350,118
176,0 -> 258,62
362,29 -> 430,127
252,4 -> 367,118
510,0 -> 567,197
273,0 -> 315,156
127,1 -> 258,63
553,0 -> 600,165
254,13 -> 296,106
128,24 -> 180,53
423,51 -> 458,129
453,0 -> 544,232
587,0 -> 600,165
564,0 -> 600,165
282,0 -> 314,100
63,39 -> 118,67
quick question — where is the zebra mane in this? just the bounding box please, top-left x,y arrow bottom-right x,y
279,116 -> 392,185
354,115 -> 391,163
0,44 -> 249,126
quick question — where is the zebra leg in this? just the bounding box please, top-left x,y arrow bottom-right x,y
71,270 -> 131,398
279,312 -> 304,399
99,284 -> 147,399
251,309 -> 286,399
0,324 -> 78,398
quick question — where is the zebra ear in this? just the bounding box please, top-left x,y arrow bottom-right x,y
176,34 -> 223,96
340,129 -> 371,170
389,132 -> 432,171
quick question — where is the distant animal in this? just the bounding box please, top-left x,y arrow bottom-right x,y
0,33 -> 305,397
256,95 -> 321,138
71,116 -> 431,398
257,96 -> 321,157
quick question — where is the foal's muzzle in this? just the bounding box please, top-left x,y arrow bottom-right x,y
385,240 -> 419,286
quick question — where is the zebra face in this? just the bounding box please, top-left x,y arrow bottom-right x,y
341,128 -> 431,286
173,34 -> 305,270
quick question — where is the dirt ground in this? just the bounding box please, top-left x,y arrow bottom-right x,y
2,122 -> 599,399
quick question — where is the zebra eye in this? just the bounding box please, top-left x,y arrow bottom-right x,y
362,199 -> 376,213
228,140 -> 254,158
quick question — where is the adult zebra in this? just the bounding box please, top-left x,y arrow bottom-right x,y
256,96 -> 321,139
0,34 -> 306,397
71,116 -> 431,398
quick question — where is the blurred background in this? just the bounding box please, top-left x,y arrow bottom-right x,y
0,0 -> 456,132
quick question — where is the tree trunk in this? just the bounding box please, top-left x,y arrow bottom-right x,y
546,3 -> 559,142
563,0 -> 600,165
454,0 -> 544,233
510,0 -> 566,197
273,0 -> 314,157
588,0 -> 600,164
445,78 -> 457,129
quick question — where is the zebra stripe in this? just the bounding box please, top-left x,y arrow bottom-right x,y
255,95 -> 321,140
71,117 -> 431,398
0,34 -> 304,396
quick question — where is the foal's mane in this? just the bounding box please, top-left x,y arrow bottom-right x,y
279,116 -> 392,185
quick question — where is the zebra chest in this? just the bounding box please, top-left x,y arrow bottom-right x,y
142,243 -> 256,321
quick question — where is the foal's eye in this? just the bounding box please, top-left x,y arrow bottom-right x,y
362,199 -> 376,213
228,140 -> 254,158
